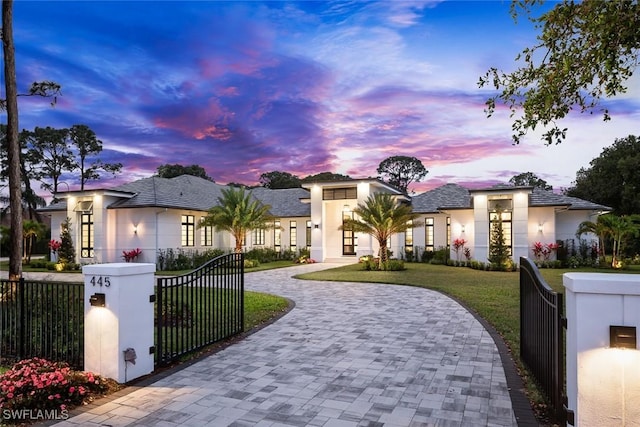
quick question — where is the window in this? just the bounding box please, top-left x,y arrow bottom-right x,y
80,212 -> 94,258
290,221 -> 297,252
446,217 -> 451,250
405,221 -> 413,253
322,187 -> 357,200
306,220 -> 312,250
252,228 -> 265,245
181,215 -> 195,246
425,218 -> 434,251
342,211 -> 356,255
274,220 -> 281,251
490,210 -> 513,255
200,217 -> 213,246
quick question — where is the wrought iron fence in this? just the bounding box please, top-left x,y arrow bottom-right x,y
0,279 -> 84,369
155,252 -> 244,366
520,256 -> 568,424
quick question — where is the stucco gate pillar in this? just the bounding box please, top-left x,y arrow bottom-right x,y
563,273 -> 640,426
83,263 -> 155,383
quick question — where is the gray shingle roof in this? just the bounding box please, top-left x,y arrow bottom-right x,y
251,187 -> 310,217
410,184 -> 471,213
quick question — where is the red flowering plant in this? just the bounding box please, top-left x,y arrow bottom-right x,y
532,242 -> 545,261
452,238 -> 467,261
0,358 -> 118,421
122,248 -> 142,262
48,240 -> 61,254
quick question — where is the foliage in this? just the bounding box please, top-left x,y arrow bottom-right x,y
452,238 -> 466,261
0,358 -> 116,422
301,171 -> 352,183
532,242 -> 559,262
201,187 -> 274,253
122,248 -> 142,262
48,239 -> 61,253
156,164 -> 214,181
56,218 -> 75,265
576,214 -> 640,268
479,1 -> 640,145
259,171 -> 301,189
156,248 -> 226,271
68,124 -> 122,191
376,155 -> 428,193
244,259 -> 260,268
509,172 -> 552,190
24,126 -> 75,195
380,259 -> 405,271
488,210 -> 511,269
294,255 -> 316,264
566,135 -> 640,215
22,220 -> 45,263
340,193 -> 418,267
244,247 -> 281,263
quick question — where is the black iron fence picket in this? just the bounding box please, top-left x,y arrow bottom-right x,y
520,256 -> 568,424
0,278 -> 84,369
155,252 -> 244,366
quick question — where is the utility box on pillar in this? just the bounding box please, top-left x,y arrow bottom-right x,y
83,263 -> 155,383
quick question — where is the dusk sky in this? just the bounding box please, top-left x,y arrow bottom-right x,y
7,1 -> 640,194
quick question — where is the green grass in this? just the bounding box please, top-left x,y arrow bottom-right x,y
296,262 -> 640,421
244,291 -> 290,330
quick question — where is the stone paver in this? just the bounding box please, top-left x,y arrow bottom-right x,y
43,263 -> 521,426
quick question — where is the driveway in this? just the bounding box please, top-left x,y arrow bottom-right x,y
44,263 -> 527,426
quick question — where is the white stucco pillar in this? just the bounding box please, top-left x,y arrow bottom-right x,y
83,263 -> 156,383
563,273 -> 640,426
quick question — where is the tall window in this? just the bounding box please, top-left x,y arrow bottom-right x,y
446,217 -> 451,250
252,228 -> 265,245
306,220 -> 312,250
290,221 -> 297,252
181,215 -> 195,246
490,210 -> 513,255
80,212 -> 94,258
343,211 -> 356,255
274,220 -> 281,251
405,221 -> 413,253
425,218 -> 434,251
200,217 -> 213,246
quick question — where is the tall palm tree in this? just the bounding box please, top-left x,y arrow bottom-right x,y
201,187 -> 274,253
340,192 -> 418,268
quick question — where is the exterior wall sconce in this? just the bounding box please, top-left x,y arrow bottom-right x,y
89,293 -> 106,307
133,226 -> 138,235
461,224 -> 465,233
538,223 -> 543,233
314,223 -> 320,229
343,204 -> 350,212
610,325 -> 636,349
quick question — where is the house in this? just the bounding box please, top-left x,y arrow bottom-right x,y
39,175 -> 609,266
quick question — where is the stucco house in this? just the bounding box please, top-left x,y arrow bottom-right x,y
39,174 -> 609,266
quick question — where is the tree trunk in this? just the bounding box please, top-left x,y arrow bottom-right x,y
3,0 -> 22,280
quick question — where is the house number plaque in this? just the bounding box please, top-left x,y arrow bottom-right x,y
89,276 -> 111,287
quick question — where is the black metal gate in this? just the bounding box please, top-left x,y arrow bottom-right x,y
155,252 -> 244,366
520,256 -> 572,424
0,279 -> 84,369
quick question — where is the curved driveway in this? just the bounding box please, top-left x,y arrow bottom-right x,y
54,263 -> 520,427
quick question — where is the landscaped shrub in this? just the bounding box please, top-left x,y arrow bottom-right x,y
421,250 -> 435,263
244,248 -> 280,263
244,259 -> 260,268
380,259 -> 405,271
0,358 -> 118,424
429,247 -> 449,265
156,248 -> 227,271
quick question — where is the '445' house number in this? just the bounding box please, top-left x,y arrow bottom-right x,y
90,276 -> 111,287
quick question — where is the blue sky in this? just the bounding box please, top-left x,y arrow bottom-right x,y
6,1 -> 640,193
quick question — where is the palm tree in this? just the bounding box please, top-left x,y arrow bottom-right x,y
22,220 -> 45,263
201,187 -> 274,253
577,214 -> 640,268
340,192 -> 418,268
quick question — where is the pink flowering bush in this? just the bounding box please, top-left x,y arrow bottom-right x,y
48,240 -> 61,254
122,248 -> 142,262
532,242 -> 560,262
0,358 -> 118,422
453,238 -> 467,261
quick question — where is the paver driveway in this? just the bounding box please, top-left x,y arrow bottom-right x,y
54,263 -> 520,427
